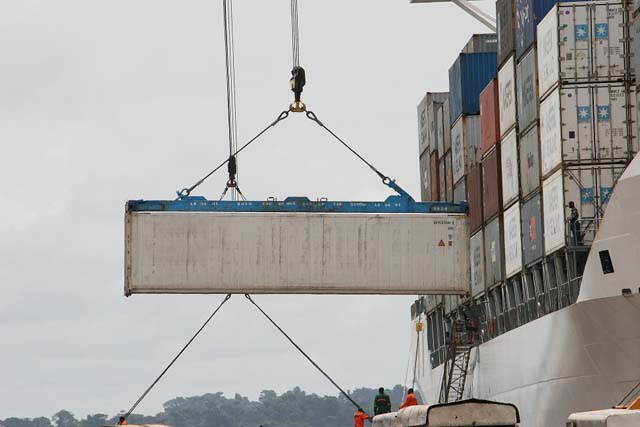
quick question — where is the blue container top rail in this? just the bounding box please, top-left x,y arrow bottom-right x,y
448,52 -> 498,125
515,0 -> 588,60
127,196 -> 469,215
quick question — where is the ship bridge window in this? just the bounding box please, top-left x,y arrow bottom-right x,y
599,250 -> 614,274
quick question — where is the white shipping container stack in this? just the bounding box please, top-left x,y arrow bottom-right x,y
537,0 -> 638,255
417,92 -> 449,201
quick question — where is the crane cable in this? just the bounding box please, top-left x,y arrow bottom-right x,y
222,0 -> 243,201
290,0 -> 300,68
121,294 -> 232,421
245,294 -> 365,411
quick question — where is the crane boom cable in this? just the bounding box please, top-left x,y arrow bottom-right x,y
223,0 -> 239,200
122,294 -> 232,420
244,294 -> 364,411
290,0 -> 300,67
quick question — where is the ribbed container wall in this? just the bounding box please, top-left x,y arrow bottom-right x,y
501,129 -> 520,209
519,125 -> 541,198
468,165 -> 484,234
452,115 -> 482,184
539,83 -> 638,177
516,48 -> 539,134
497,0 -> 516,67
417,92 -> 449,156
482,146 -> 503,223
430,152 -> 440,201
448,53 -> 498,125
514,0 -> 589,60
470,230 -> 486,297
504,202 -> 523,278
484,215 -> 505,287
537,1 -> 633,99
439,153 -> 447,202
462,34 -> 499,54
480,80 -> 500,155
542,165 -> 625,254
633,11 -> 640,83
499,55 -> 518,138
445,151 -> 454,202
521,193 -> 544,266
419,152 -> 431,201
454,178 -> 467,203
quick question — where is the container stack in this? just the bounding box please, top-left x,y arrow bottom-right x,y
537,0 -> 638,258
448,37 -> 498,206
417,92 -> 449,201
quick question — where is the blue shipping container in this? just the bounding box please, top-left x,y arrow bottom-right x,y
448,52 -> 498,125
515,0 -> 588,60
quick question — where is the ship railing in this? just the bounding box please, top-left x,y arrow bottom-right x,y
565,216 -> 602,248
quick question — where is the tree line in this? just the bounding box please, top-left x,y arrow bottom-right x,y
2,385 -> 412,427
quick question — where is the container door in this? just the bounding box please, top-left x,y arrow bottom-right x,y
557,2 -> 590,81
519,125 -> 541,198
543,169 -> 566,255
538,5 -> 560,98
593,84 -> 633,161
516,47 -> 539,133
501,129 -> 520,208
470,230 -> 486,297
540,88 -> 562,176
504,202 -> 523,278
420,153 -> 431,201
591,2 -> 627,80
499,56 -> 517,137
560,85 -> 594,164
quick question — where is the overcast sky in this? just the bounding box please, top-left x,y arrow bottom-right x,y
0,0 -> 492,419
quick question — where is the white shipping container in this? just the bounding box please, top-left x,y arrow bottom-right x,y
504,202 -> 522,278
470,230 -> 486,297
542,166 -> 618,254
501,129 -> 520,208
539,83 -> 637,177
125,211 -> 471,295
436,104 -> 445,155
452,117 -> 465,183
499,55 -> 517,137
418,92 -> 449,155
537,1 -> 631,99
451,115 -> 482,183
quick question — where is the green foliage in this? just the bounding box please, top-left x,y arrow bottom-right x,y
3,385 -> 415,427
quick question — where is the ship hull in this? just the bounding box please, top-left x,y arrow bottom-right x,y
416,293 -> 640,426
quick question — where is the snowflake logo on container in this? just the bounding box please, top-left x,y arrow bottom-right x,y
595,23 -> 608,39
581,188 -> 594,204
575,24 -> 589,40
597,105 -> 611,122
577,106 -> 591,122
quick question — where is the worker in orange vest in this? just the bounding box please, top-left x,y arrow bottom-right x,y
118,417 -> 128,426
354,407 -> 370,427
399,388 -> 418,409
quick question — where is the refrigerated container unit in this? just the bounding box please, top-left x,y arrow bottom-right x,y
462,34 -> 499,54
501,128 -> 520,209
521,192 -> 544,266
542,165 -> 625,254
499,55 -> 518,138
452,114 -> 482,183
497,0 -> 516,67
454,177 -> 467,203
417,92 -> 449,156
430,151 -> 440,201
448,52 -> 498,125
480,79 -> 501,156
539,83 -> 638,178
516,47 -> 539,135
537,1 -> 635,100
504,201 -> 523,278
482,145 -> 504,223
468,165 -> 484,234
470,229 -> 486,297
484,215 -> 506,286
515,0 -> 589,61
419,151 -> 431,201
519,125 -> 542,198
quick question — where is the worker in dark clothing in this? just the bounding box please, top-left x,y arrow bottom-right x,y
118,417 -> 128,426
568,201 -> 582,245
354,408 -> 370,427
374,387 -> 392,415
399,388 -> 418,409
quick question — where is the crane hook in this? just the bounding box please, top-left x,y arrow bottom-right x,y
289,66 -> 306,112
